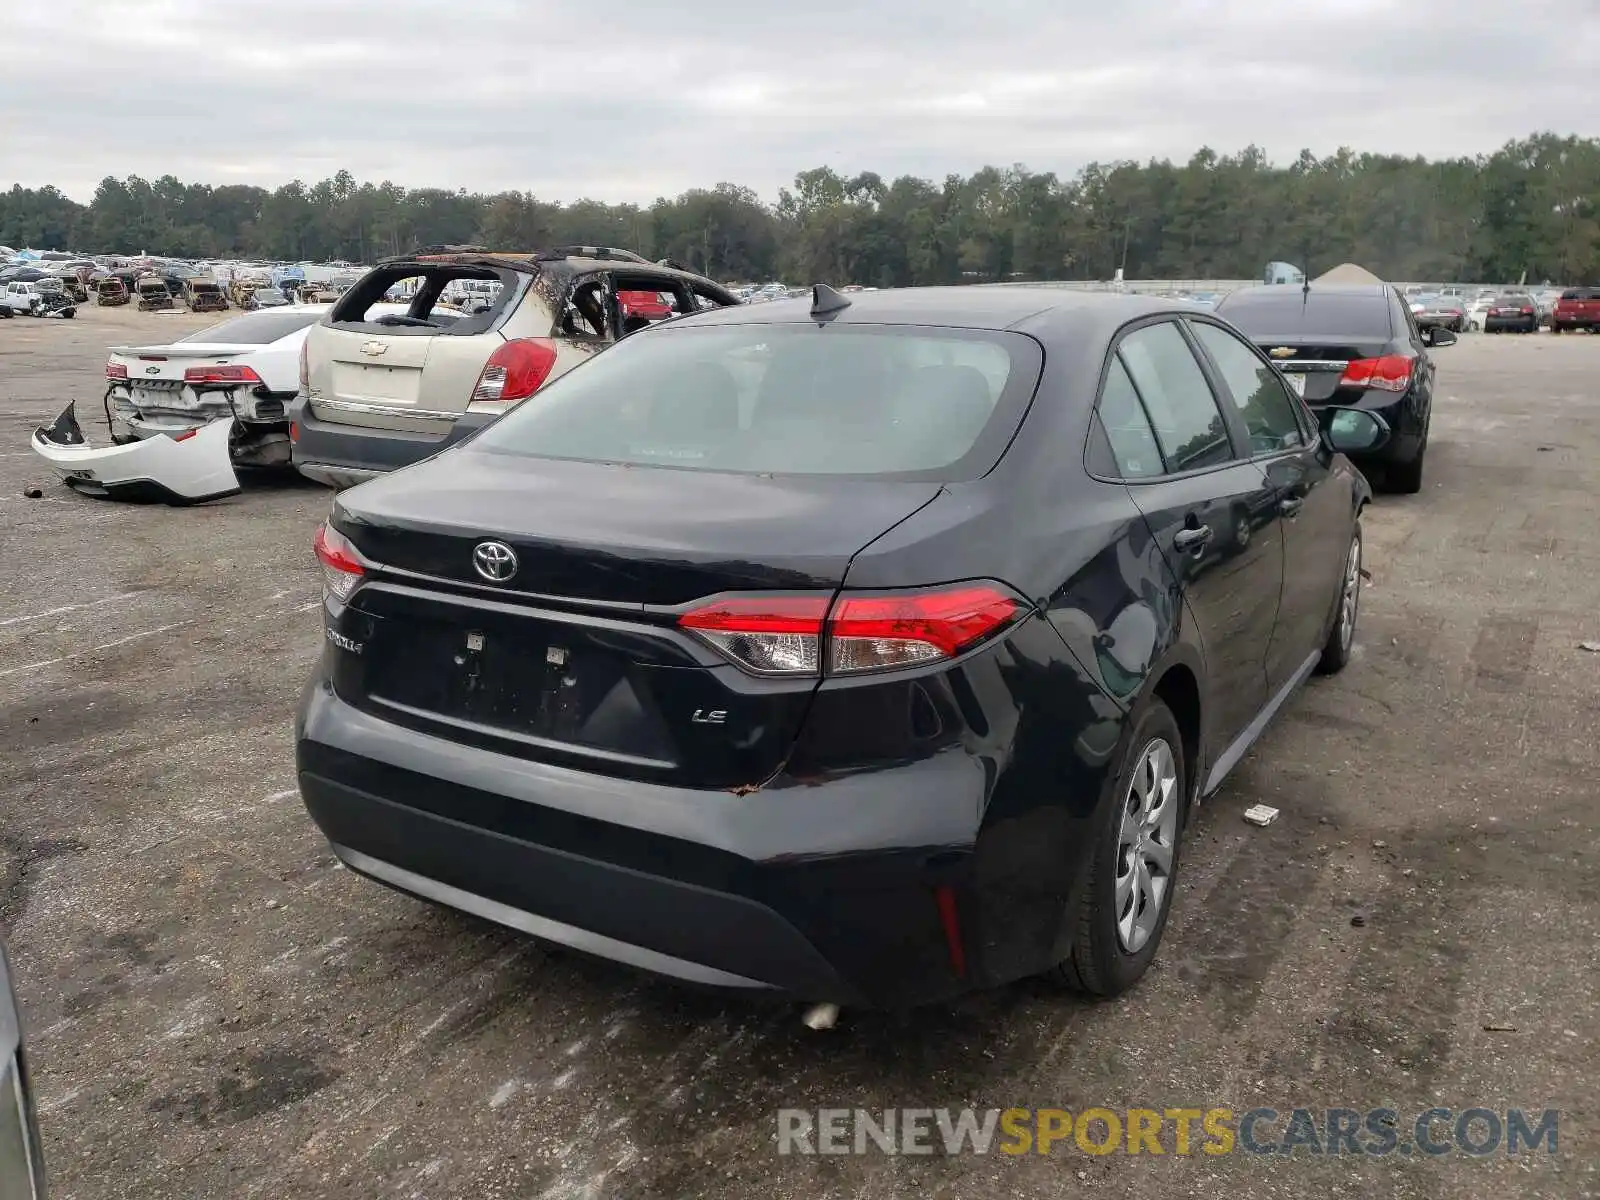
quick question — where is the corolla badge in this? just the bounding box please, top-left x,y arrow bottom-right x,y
472,540 -> 518,583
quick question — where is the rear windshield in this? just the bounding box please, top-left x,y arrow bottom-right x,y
472,322 -> 1042,480
1560,289 -> 1598,301
1217,291 -> 1393,339
179,312 -> 323,344
1495,295 -> 1533,306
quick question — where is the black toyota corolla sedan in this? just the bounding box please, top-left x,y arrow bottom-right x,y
296,286 -> 1386,1008
1213,282 -> 1451,495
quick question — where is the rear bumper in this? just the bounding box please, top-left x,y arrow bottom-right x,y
287,393 -> 493,488
295,679 -> 1010,1007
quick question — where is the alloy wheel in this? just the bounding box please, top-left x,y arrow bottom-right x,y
1115,738 -> 1179,953
1339,535 -> 1362,651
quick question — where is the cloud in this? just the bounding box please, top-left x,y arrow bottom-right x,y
2,0 -> 1594,203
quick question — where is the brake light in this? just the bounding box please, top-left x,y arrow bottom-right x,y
1521,307 -> 1534,315
172,429 -> 198,442
105,362 -> 128,380
678,584 -> 1021,677
183,364 -> 263,385
470,338 -> 558,407
313,523 -> 364,600
1338,355 -> 1412,394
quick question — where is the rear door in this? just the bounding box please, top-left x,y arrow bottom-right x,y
1188,319 -> 1347,690
306,263 -> 521,436
1109,320 -> 1284,750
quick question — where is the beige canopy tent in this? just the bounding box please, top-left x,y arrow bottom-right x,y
1311,263 -> 1385,285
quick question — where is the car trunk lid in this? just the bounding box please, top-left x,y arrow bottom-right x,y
327,451 -> 944,787
305,323 -> 478,437
110,343 -> 273,414
1249,337 -> 1393,405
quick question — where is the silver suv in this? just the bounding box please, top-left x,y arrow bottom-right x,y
289,247 -> 737,487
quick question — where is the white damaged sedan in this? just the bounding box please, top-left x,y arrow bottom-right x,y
31,303 -> 419,504
103,307 -> 328,469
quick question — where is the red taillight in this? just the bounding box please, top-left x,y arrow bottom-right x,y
1521,307 -> 1534,315
172,429 -> 198,442
288,421 -> 300,444
298,338 -> 309,390
1338,355 -> 1412,394
470,338 -> 558,407
183,364 -> 263,385
678,584 -> 1021,677
313,523 -> 364,600
105,362 -> 128,380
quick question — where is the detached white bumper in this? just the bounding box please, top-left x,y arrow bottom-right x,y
31,402 -> 240,504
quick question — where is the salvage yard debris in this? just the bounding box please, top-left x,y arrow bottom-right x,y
31,401 -> 240,504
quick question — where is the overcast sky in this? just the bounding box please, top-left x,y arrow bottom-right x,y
4,0 -> 1596,205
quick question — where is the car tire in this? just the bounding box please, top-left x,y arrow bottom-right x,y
1387,433 -> 1426,494
1316,523 -> 1363,675
1049,697 -> 1186,998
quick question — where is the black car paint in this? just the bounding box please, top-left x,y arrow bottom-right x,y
296,288 -> 1366,1007
1214,284 -> 1435,469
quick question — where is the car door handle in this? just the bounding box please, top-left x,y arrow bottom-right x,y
1174,525 -> 1213,552
1279,497 -> 1304,518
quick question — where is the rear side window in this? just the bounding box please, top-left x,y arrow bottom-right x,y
472,323 -> 1042,479
1095,359 -> 1164,479
178,312 -> 322,344
1559,289 -> 1597,301
1189,323 -> 1306,454
1117,323 -> 1233,473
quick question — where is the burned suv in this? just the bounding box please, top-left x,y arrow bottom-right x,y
289,247 -> 737,488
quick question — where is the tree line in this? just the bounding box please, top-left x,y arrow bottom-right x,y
3,132 -> 1597,285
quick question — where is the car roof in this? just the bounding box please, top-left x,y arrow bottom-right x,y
376,251 -> 725,290
673,285 -> 1191,338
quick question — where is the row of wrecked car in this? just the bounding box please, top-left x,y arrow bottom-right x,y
28,245 -> 743,503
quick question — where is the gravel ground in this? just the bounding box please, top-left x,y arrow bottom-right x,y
0,306 -> 1595,1199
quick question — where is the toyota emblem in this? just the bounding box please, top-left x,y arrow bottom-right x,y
472,540 -> 518,583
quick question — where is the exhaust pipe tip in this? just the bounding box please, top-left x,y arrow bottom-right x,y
800,1002 -> 840,1031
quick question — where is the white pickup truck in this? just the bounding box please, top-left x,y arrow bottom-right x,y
0,281 -> 43,316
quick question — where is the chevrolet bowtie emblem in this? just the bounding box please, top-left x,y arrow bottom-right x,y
360,341 -> 388,357
1269,347 -> 1295,359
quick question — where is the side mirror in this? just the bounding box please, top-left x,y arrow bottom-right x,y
1320,407 -> 1391,455
1425,326 -> 1457,348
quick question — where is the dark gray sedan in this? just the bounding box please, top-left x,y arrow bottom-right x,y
0,943 -> 46,1196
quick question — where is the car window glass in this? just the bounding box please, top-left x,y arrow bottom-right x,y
1096,358 -> 1165,478
1116,323 -> 1233,472
1190,323 -> 1306,454
472,324 -> 1035,479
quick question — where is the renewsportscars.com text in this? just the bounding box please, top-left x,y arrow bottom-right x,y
777,1106 -> 1559,1158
